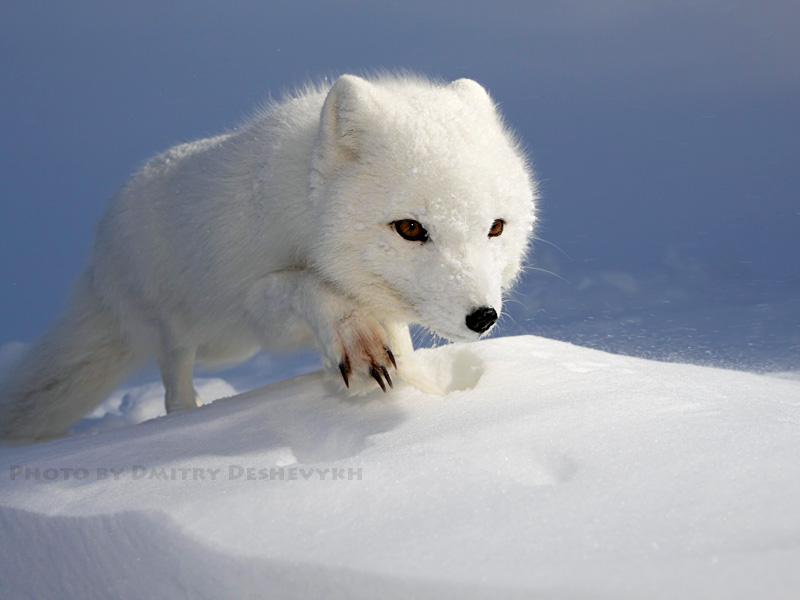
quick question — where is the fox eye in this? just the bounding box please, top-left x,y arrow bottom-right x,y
488,219 -> 505,238
392,219 -> 429,243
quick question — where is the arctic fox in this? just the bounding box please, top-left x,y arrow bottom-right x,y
0,74 -> 537,443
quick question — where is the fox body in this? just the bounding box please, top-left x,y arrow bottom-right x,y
0,74 -> 537,443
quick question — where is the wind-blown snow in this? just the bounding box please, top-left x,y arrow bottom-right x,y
2,336 -> 799,599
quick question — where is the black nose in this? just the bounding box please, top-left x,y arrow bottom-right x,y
465,306 -> 498,334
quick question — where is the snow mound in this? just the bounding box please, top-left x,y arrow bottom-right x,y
1,335 -> 799,599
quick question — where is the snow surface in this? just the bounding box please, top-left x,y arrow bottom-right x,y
2,335 -> 799,599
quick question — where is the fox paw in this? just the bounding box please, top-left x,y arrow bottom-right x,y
326,311 -> 397,394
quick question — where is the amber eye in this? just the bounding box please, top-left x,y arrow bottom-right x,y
392,219 -> 429,243
488,219 -> 505,238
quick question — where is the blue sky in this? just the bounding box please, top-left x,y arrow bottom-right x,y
1,1 -> 798,370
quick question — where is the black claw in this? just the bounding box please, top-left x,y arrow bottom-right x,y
339,359 -> 350,388
380,365 -> 393,389
385,347 -> 397,370
369,365 -> 387,392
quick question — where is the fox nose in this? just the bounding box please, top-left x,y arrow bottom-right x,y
465,306 -> 498,334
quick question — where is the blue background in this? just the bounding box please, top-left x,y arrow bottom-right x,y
2,1 -> 798,375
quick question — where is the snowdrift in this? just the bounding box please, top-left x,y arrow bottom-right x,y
1,335 -> 799,599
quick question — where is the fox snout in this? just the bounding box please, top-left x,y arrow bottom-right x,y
465,306 -> 498,335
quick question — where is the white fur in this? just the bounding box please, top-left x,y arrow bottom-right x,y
0,73 -> 537,444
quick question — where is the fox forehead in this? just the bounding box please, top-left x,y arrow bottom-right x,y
381,116 -> 529,223
379,103 -> 517,176
366,154 -> 531,234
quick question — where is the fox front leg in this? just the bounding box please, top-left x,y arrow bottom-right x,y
332,311 -> 396,393
248,270 -> 398,394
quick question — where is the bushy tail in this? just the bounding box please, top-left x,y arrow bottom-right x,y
0,274 -> 139,444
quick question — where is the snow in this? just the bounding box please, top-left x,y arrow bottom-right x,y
2,335 -> 799,599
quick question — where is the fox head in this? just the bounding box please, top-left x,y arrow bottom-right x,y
309,74 -> 537,342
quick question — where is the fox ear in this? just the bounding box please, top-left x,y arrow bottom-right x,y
318,75 -> 378,161
449,78 -> 494,110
